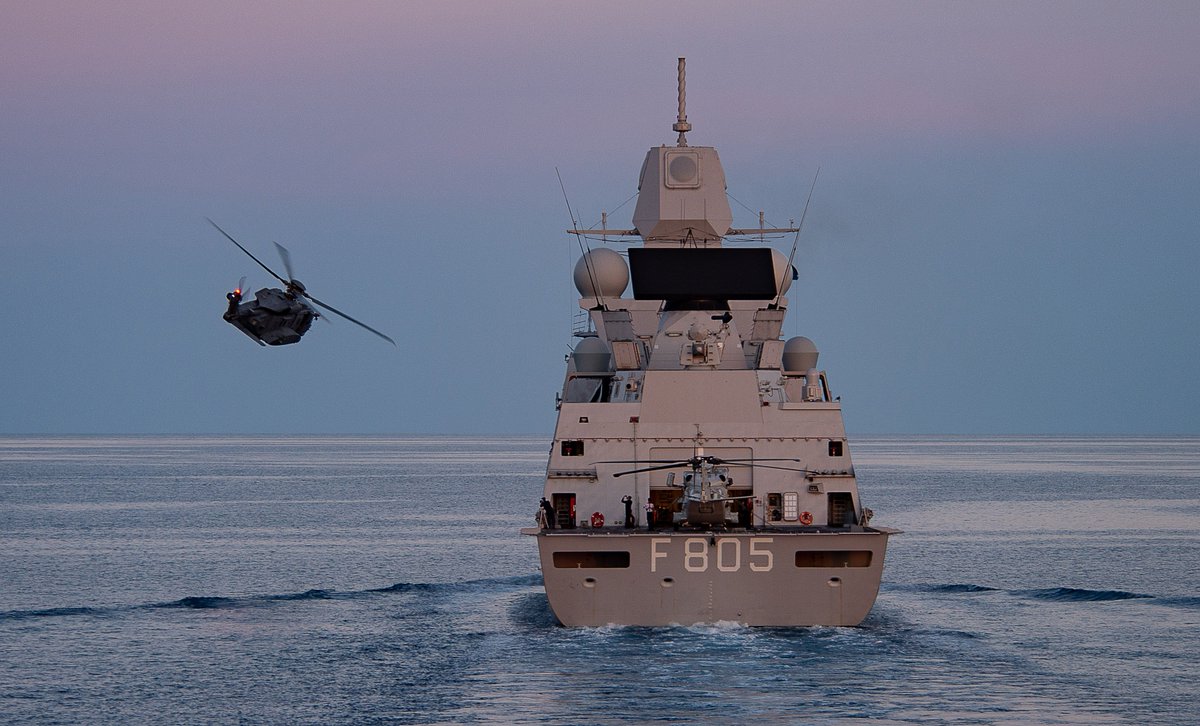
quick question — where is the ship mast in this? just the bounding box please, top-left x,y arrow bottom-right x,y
673,57 -> 691,147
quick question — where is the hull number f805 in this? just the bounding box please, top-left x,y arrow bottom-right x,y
650,537 -> 774,573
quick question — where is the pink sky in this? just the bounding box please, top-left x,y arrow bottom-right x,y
5,1 -> 1198,144
2,1 -> 1198,434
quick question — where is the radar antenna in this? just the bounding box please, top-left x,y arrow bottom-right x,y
673,57 -> 691,147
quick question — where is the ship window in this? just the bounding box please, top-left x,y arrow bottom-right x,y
553,551 -> 630,568
767,493 -> 783,522
782,492 -> 799,521
829,440 -> 844,457
561,440 -> 584,456
795,551 -> 872,568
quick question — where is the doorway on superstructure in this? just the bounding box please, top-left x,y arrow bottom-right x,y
827,492 -> 856,527
729,488 -> 752,527
648,488 -> 680,528
552,492 -> 576,529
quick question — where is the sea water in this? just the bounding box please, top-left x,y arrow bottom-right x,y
0,435 -> 1196,725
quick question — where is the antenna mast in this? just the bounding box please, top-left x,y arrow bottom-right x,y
673,57 -> 691,147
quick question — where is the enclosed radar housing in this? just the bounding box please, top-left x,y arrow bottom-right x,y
632,59 -> 733,244
573,248 -> 629,298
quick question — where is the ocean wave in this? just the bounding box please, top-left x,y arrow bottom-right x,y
889,582 -> 1161,603
371,573 -> 542,594
1017,587 -> 1153,602
0,574 -> 546,622
157,595 -> 239,609
888,582 -> 999,593
155,589 -> 338,610
507,591 -> 558,628
932,583 -> 1000,593
270,589 -> 334,601
368,582 -> 443,594
0,606 -> 106,621
1149,595 -> 1200,609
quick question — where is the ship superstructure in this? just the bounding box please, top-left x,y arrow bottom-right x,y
523,60 -> 896,626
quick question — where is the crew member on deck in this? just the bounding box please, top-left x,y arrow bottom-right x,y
738,500 -> 752,529
621,495 -> 635,528
540,498 -> 556,529
645,498 -> 656,530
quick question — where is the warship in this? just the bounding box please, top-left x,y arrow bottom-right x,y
523,59 -> 897,626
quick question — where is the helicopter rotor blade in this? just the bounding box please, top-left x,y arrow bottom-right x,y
273,241 -> 295,283
300,296 -> 331,324
593,459 -> 692,465
699,458 -> 812,474
613,461 -> 695,478
612,458 -> 811,478
710,457 -> 802,464
602,456 -> 801,467
718,462 -> 813,474
700,456 -> 810,474
208,219 -> 289,287
303,293 -> 396,346
295,295 -> 322,317
234,276 -> 246,296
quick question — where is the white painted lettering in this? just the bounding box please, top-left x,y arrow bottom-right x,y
684,538 -> 708,572
646,537 -> 775,573
749,537 -> 774,572
716,538 -> 741,572
650,538 -> 671,573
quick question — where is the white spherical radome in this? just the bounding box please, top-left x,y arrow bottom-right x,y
573,248 -> 629,298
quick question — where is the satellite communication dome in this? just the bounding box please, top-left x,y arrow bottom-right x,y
771,249 -> 795,296
782,336 -> 819,373
572,337 -> 613,373
574,248 -> 629,298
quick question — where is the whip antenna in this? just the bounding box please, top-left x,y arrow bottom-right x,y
773,167 -> 820,308
556,167 -> 606,313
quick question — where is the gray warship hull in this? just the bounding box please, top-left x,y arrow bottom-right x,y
531,528 -> 894,626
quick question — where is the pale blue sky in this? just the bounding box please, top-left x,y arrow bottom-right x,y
2,1 -> 1197,434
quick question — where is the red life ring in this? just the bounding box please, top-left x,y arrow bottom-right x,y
590,511 -> 605,528
799,511 -> 814,525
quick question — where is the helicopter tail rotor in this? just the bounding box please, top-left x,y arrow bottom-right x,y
225,275 -> 246,318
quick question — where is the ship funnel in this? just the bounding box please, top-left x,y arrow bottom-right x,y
632,58 -> 733,243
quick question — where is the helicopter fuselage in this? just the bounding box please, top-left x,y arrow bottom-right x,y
223,287 -> 316,346
210,218 -> 394,347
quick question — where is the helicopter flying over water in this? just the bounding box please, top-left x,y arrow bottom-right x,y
209,219 -> 395,347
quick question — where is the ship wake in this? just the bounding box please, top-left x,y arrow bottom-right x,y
887,582 -> 1195,608
0,574 -> 544,621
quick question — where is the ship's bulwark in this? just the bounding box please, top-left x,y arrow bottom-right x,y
535,530 -> 894,626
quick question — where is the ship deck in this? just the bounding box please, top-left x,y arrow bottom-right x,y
521,526 -> 900,536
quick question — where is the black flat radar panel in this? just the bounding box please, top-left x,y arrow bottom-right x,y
629,248 -> 778,300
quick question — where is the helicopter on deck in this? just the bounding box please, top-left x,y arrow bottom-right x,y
613,448 -> 807,528
210,219 -> 395,347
